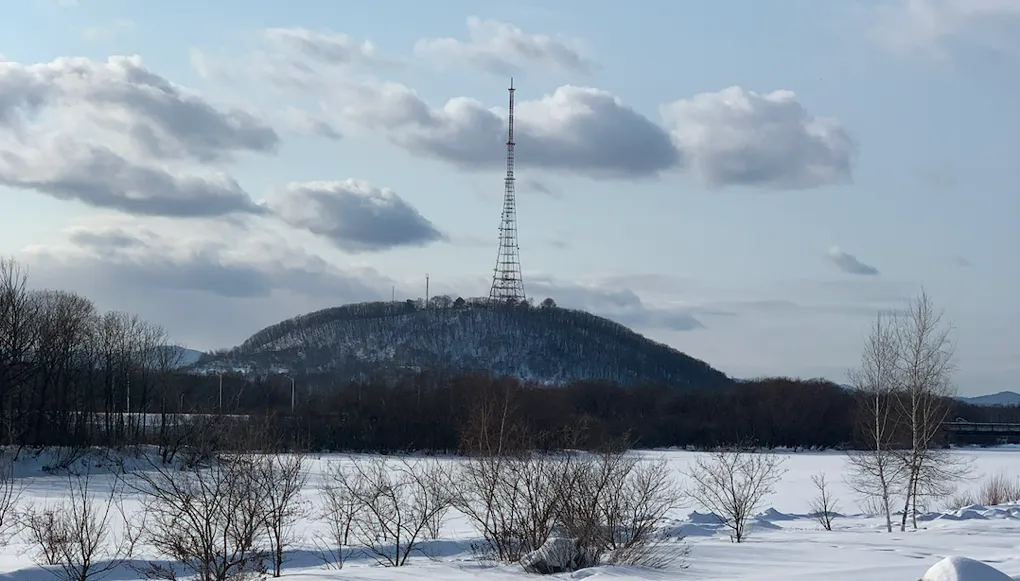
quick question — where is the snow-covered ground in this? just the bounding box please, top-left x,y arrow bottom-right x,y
2,447 -> 1019,581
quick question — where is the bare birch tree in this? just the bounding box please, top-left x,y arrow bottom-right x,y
894,290 -> 969,531
844,312 -> 905,533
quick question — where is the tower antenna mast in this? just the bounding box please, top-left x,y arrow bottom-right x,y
489,78 -> 526,304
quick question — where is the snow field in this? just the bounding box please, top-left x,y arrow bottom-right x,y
1,448 -> 1018,581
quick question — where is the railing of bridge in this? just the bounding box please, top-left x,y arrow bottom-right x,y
945,421 -> 1020,434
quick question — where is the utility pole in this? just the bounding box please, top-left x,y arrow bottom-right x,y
218,372 -> 223,414
425,273 -> 430,308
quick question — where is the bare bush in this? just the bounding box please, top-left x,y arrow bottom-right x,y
942,472 -> 1020,510
126,454 -> 269,581
0,455 -> 22,544
25,508 -> 67,566
315,460 -> 360,569
24,470 -> 136,581
455,452 -> 562,563
810,472 -> 839,531
256,454 -> 308,577
558,452 -> 687,569
456,448 -> 686,570
979,472 -> 1020,506
942,489 -> 977,511
331,457 -> 452,567
685,449 -> 786,543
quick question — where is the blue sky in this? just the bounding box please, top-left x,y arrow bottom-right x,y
2,0 -> 1017,394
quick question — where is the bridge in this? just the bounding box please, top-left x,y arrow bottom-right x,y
945,420 -> 1020,445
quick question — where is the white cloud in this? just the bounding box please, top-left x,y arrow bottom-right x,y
826,246 -> 880,276
245,36 -> 854,186
263,27 -> 386,68
19,218 -> 393,349
414,17 -> 596,74
0,55 -> 281,217
661,86 -> 856,189
264,180 -> 446,253
0,139 -> 263,218
873,0 -> 1020,60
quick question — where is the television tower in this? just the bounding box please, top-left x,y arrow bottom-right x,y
488,78 -> 526,304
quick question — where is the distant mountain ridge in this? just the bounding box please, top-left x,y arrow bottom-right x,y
959,391 -> 1020,407
193,300 -> 731,388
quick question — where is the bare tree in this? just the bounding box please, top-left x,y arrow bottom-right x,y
24,469 -> 136,581
256,454 -> 308,577
844,312 -> 905,533
0,258 -> 42,445
125,453 -> 269,581
894,290 -> 969,531
333,457 -> 452,567
685,449 -> 786,543
810,472 -> 839,531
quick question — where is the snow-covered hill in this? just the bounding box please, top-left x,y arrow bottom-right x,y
192,300 -> 730,388
171,345 -> 205,367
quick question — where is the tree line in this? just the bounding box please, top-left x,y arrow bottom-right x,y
3,257 -> 1015,456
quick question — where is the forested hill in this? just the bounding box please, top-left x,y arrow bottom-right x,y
195,300 -> 731,388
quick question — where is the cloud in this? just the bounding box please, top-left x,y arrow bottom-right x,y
19,219 -> 392,348
826,246 -> 880,276
264,180 -> 445,253
274,107 -> 342,140
0,54 -> 281,218
0,55 -> 279,163
0,140 -> 263,218
414,17 -> 596,74
264,28 -> 387,68
517,177 -> 560,197
243,29 -> 398,90
952,254 -> 972,267
872,0 -> 1020,61
328,81 -> 679,179
82,19 -> 135,42
244,35 -> 853,187
526,275 -> 705,332
661,86 -> 855,189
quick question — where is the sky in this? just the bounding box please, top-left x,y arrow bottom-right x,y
1,0 -> 1018,395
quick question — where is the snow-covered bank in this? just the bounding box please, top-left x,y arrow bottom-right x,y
0,448 -> 1016,581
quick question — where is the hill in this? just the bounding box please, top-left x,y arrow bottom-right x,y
193,300 -> 731,388
171,346 -> 205,367
959,391 -> 1020,407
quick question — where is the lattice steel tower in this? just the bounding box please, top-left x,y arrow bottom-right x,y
488,78 -> 526,304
